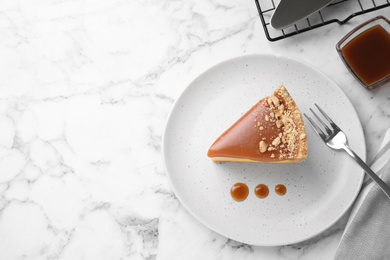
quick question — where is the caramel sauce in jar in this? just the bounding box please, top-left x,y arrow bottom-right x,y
275,184 -> 287,196
230,183 -> 249,202
341,24 -> 390,88
254,184 -> 269,199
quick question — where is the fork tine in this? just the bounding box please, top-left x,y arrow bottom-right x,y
304,113 -> 326,140
309,108 -> 333,135
315,103 -> 340,130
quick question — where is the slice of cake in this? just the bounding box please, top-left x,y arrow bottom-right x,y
207,85 -> 307,163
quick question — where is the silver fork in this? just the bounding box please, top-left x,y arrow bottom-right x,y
304,103 -> 390,199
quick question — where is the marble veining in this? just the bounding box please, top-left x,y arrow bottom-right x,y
0,0 -> 390,259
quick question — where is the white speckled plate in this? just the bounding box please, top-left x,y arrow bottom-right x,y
162,54 -> 365,246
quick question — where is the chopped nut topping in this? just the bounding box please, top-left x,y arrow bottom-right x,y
258,85 -> 307,160
278,104 -> 284,114
267,98 -> 273,107
270,95 -> 280,106
272,137 -> 281,146
255,85 -> 306,159
259,141 -> 267,153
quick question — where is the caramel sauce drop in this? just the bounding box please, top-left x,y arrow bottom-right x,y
230,183 -> 249,202
254,184 -> 269,199
275,184 -> 287,196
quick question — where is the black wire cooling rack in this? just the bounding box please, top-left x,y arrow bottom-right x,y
254,0 -> 390,41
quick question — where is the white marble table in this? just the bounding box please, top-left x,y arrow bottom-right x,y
0,0 -> 389,259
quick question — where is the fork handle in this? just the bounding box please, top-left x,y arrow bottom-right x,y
343,145 -> 390,199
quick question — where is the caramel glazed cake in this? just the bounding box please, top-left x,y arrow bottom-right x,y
207,85 -> 308,163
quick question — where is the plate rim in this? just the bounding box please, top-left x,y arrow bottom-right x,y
162,53 -> 366,246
